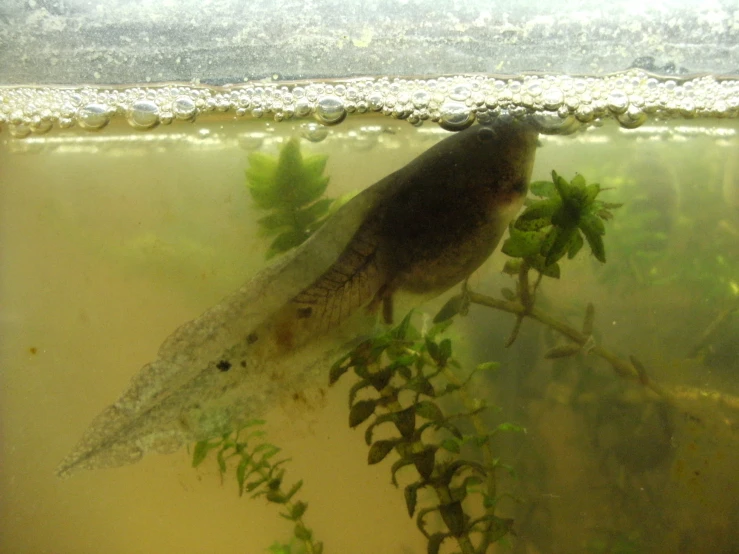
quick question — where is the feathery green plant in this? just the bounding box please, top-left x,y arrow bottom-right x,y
501,171 -> 622,278
192,420 -> 323,554
245,137 -> 352,258
330,313 -> 523,554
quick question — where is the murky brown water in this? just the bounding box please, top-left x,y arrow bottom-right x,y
1,115 -> 738,553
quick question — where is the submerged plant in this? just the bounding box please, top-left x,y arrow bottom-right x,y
192,420 -> 323,554
245,137 -> 351,258
330,313 -> 523,554
501,170 -> 622,277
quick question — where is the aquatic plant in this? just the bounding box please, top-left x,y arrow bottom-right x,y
330,313 -> 522,554
245,137 -> 351,258
192,420 -> 323,554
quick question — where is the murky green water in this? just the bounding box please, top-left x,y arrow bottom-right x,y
1,84 -> 738,554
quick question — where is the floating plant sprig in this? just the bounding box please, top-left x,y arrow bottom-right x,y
330,313 -> 523,554
192,420 -> 323,554
245,137 -> 352,258
501,170 -> 622,275
436,171 -> 670,401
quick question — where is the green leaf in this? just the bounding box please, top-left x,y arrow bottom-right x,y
502,259 -> 522,276
571,173 -> 586,189
433,294 -> 466,323
291,501 -> 308,520
349,399 -> 377,428
427,533 -> 449,554
236,458 -> 249,496
404,375 -> 435,397
544,343 -> 582,358
256,211 -> 295,233
297,198 -> 333,226
518,198 -> 560,221
528,254 -> 561,278
414,400 -> 444,422
579,217 -> 607,262
425,336 -> 440,360
348,379 -> 372,407
500,287 -> 516,301
368,440 -> 397,465
283,479 -> 304,502
266,541 -> 291,554
191,440 -> 216,468
567,230 -> 584,259
267,228 -> 309,259
329,358 -> 350,385
502,226 -> 543,258
475,361 -> 501,373
302,153 -> 329,177
404,484 -> 418,517
495,422 -> 526,434
544,225 -> 578,266
216,449 -> 228,474
440,439 -> 461,453
247,151 -> 278,175
390,457 -> 415,486
439,501 -> 466,536
393,407 -> 416,439
294,523 -> 312,541
580,213 -> 605,236
438,339 -> 452,362
529,179 -> 557,198
585,182 -> 601,202
392,310 -> 414,340
412,448 -> 436,481
552,170 -> 572,200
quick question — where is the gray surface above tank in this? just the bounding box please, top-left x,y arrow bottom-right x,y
0,0 -> 737,85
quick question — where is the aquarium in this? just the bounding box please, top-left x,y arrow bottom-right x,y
1,1 -> 738,553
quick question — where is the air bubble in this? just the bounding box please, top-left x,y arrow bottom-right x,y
0,71 -> 737,139
172,96 -> 197,120
9,123 -> 31,138
449,84 -> 471,102
295,98 -> 312,117
77,103 -> 110,130
530,112 -> 580,135
30,117 -> 52,135
526,81 -> 543,97
542,88 -> 564,110
128,100 -> 160,129
438,101 -> 474,131
315,95 -> 346,125
300,122 -> 329,142
617,107 -> 647,129
607,90 -> 629,114
368,92 -> 384,111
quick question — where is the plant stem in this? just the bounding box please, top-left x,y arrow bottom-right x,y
377,390 -> 478,554
466,291 -> 673,403
440,363 -> 499,552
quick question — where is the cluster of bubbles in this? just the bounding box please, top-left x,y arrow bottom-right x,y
0,71 -> 737,138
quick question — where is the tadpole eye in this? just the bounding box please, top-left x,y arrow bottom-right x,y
477,127 -> 495,142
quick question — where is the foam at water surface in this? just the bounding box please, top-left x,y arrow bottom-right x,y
1,71 -> 738,138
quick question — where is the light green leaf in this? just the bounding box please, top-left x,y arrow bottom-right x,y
544,225 -> 578,266
529,179 -> 557,198
567,230 -> 584,259
502,226 -> 543,258
518,198 -> 560,221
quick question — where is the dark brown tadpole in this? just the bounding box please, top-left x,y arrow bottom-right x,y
56,119 -> 538,477
291,120 -> 539,325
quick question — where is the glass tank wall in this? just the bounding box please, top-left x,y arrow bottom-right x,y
1,2 -> 738,553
